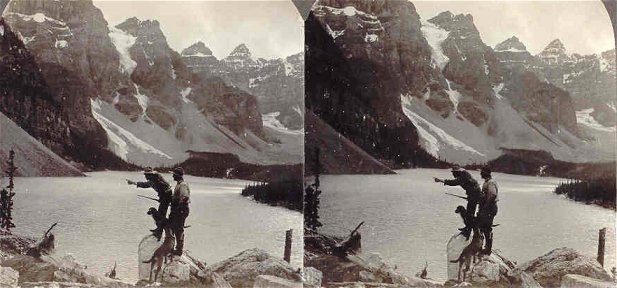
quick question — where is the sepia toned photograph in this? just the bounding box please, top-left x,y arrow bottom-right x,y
0,0 -> 615,287
0,0 -> 304,286
303,0 -> 616,287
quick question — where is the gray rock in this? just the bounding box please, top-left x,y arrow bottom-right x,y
519,272 -> 542,288
302,267 -> 323,288
0,266 -> 19,288
1,254 -> 129,287
446,233 -> 469,281
509,247 -> 613,288
561,274 -> 616,288
138,234 -> 160,282
210,248 -> 302,288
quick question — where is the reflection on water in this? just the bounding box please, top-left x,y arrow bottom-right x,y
12,171 -> 303,281
319,168 -> 616,281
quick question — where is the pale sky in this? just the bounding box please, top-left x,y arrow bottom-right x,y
413,0 -> 615,55
93,0 -> 304,59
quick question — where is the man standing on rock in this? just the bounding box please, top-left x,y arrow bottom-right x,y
170,167 -> 190,256
434,165 -> 483,237
127,167 -> 172,239
478,166 -> 498,255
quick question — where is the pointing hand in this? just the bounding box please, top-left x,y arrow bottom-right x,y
127,179 -> 135,185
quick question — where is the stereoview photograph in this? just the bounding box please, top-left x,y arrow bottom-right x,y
0,0 -> 304,286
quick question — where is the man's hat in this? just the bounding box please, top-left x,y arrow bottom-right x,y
144,167 -> 157,175
451,165 -> 465,172
481,166 -> 492,174
172,167 -> 184,177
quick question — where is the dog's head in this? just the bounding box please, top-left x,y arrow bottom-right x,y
455,205 -> 466,214
147,207 -> 158,215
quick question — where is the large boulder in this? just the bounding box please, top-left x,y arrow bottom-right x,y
446,233 -> 469,281
137,234 -> 159,281
467,253 -> 513,287
302,267 -> 323,288
1,254 -> 129,287
210,248 -> 302,288
0,266 -> 19,287
561,274 -> 616,288
447,232 -> 516,287
509,247 -> 613,287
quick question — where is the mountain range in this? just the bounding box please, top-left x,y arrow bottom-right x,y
0,0 -> 614,178
305,0 -> 615,175
0,0 -> 303,176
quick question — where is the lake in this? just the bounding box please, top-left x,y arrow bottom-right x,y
11,171 -> 303,281
318,168 -> 616,281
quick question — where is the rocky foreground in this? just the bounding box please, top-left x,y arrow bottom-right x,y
305,230 -> 616,288
0,230 -> 303,287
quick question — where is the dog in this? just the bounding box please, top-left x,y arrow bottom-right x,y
147,207 -> 167,241
450,227 -> 484,282
455,205 -> 476,240
142,226 -> 175,283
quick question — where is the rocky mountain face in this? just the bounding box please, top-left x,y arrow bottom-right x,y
495,37 -> 616,128
308,0 -> 612,168
307,0 -> 440,168
2,0 -> 136,169
2,0 -> 300,169
0,17 -> 68,155
181,42 -> 304,130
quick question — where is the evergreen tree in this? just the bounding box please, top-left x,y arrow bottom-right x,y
1,150 -> 16,231
304,148 -> 323,230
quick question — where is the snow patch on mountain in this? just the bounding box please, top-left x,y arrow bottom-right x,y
262,112 -> 303,135
180,87 -> 192,103
421,20 -> 450,71
402,96 -> 488,164
109,26 -> 138,75
599,55 -> 610,72
133,84 -> 149,116
576,109 -> 616,132
54,39 -> 67,49
399,84 -> 613,164
91,99 -> 173,162
495,47 -> 527,53
365,33 -> 378,43
325,24 -> 345,40
8,12 -> 66,26
445,79 -> 461,109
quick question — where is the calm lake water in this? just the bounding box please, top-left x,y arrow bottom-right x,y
11,171 -> 303,282
318,168 -> 616,281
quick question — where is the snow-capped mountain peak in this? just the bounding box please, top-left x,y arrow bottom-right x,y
494,36 -> 528,52
181,41 -> 215,58
228,43 -> 252,59
538,39 -> 568,64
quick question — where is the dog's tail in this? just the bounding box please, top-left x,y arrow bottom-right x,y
142,256 -> 155,264
450,255 -> 462,263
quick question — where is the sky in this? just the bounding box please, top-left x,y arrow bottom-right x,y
413,0 -> 615,55
93,0 -> 304,59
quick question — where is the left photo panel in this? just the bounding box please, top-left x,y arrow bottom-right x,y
0,0 -> 304,286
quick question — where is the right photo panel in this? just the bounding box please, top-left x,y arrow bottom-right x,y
303,1 -> 616,287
